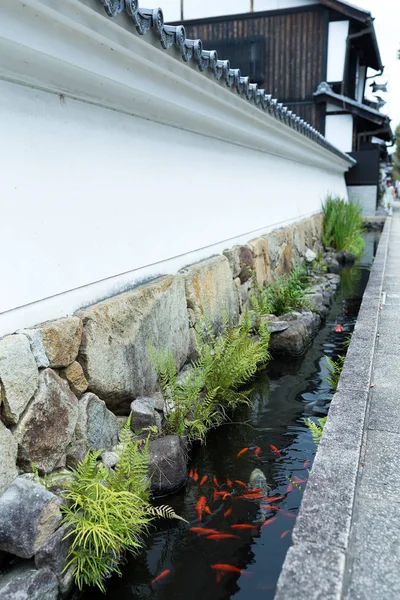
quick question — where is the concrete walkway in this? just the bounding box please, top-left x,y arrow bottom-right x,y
276,206 -> 400,599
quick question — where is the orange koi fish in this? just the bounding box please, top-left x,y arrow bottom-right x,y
240,493 -> 264,500
303,459 -> 310,468
189,527 -> 219,536
193,470 -> 199,482
216,572 -> 222,583
204,506 -> 213,515
254,446 -> 261,458
199,475 -> 208,486
237,447 -> 248,458
151,569 -> 170,584
213,477 -> 220,488
235,480 -> 248,489
224,508 -> 232,518
334,324 -> 343,332
213,489 -> 219,502
215,490 -> 228,498
245,488 -> 263,494
287,482 -> 293,493
207,533 -> 239,541
270,445 -> 281,457
231,524 -> 258,531
282,510 -> 297,519
195,496 -> 207,522
226,478 -> 233,488
188,468 -> 194,478
211,564 -> 250,576
262,504 -> 280,512
261,516 -> 277,527
280,529 -> 291,539
265,494 -> 285,502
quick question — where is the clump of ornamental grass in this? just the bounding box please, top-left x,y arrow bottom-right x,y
322,195 -> 364,256
150,311 -> 270,443
61,418 -> 185,592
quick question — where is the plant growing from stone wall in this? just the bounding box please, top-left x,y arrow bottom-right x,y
250,265 -> 312,318
322,195 -> 364,256
61,418 -> 184,592
150,312 -> 270,443
325,355 -> 346,392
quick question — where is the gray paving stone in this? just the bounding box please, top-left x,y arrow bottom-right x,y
275,542 -> 345,600
343,499 -> 400,600
357,429 -> 400,503
384,292 -> 400,304
371,353 -> 400,388
368,385 -> 400,434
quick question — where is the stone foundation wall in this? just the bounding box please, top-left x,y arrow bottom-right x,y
0,214 -> 322,598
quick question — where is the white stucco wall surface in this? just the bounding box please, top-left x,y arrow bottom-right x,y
327,21 -> 349,83
325,114 -> 354,153
0,0 -> 353,337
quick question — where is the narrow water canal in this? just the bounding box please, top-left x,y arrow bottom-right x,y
83,232 -> 380,600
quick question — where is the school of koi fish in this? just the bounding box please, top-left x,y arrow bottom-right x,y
150,444 -> 310,586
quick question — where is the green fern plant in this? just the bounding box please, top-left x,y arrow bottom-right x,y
326,355 -> 345,392
251,265 -> 312,318
304,416 -> 327,446
61,418 -> 185,592
150,311 -> 270,442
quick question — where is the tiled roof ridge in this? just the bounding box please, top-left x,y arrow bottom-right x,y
99,0 -> 354,164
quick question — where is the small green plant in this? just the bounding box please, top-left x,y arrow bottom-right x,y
325,355 -> 345,392
322,195 -> 364,256
304,416 -> 327,446
251,265 -> 312,317
311,251 -> 327,273
61,419 -> 184,592
150,312 -> 270,442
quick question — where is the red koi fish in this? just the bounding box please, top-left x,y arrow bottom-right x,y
265,496 -> 286,502
280,529 -> 291,539
199,475 -> 208,486
282,510 -> 297,519
213,477 -> 220,488
195,496 -> 207,522
222,493 -> 231,501
270,445 -> 281,457
189,527 -> 219,536
216,572 -> 222,583
193,470 -> 199,482
303,459 -> 310,468
334,324 -> 344,332
214,490 -> 228,498
188,468 -> 194,478
293,476 -> 307,484
207,533 -> 239,541
211,564 -> 250,576
254,446 -> 261,458
204,506 -> 213,515
213,489 -> 219,502
226,478 -> 233,488
265,494 -> 285,502
231,524 -> 258,531
237,447 -> 248,458
151,569 -> 170,584
287,482 -> 293,493
261,516 -> 277,527
235,480 -> 248,489
224,508 -> 232,518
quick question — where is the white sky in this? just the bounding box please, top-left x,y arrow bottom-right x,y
161,0 -> 400,134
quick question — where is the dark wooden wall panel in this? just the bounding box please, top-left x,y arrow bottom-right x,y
184,9 -> 326,109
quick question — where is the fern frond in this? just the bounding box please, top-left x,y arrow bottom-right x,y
146,505 -> 188,523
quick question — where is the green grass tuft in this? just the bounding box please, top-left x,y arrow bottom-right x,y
322,195 -> 364,256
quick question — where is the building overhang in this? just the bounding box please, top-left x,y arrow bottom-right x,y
314,83 -> 392,141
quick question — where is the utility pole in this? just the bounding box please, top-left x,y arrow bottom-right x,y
180,0 -> 183,20
250,0 -> 254,12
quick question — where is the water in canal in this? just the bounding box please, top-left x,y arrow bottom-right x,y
83,232 -> 379,600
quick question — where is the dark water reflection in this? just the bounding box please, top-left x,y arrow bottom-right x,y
83,232 -> 379,600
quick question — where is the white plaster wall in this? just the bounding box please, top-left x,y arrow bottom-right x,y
327,21 -> 349,83
0,79 -> 348,335
325,114 -> 353,153
348,185 -> 378,216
